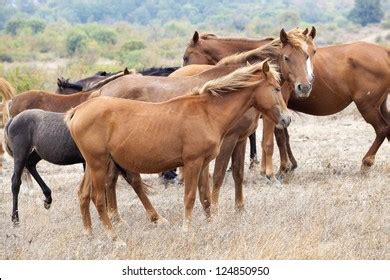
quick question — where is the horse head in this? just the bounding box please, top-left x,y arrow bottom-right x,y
279,27 -> 317,98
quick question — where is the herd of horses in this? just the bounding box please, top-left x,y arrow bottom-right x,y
0,27 -> 389,241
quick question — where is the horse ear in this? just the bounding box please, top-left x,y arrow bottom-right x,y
124,67 -> 130,75
309,26 -> 316,39
302,28 -> 309,35
193,31 -> 199,44
280,29 -> 288,46
57,78 -> 62,88
262,61 -> 270,74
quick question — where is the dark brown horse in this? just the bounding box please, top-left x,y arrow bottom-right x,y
182,30 -> 389,173
56,67 -> 180,95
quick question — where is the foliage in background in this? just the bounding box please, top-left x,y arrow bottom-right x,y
0,0 -> 388,92
348,0 -> 384,26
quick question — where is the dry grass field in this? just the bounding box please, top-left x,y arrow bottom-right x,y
0,104 -> 389,260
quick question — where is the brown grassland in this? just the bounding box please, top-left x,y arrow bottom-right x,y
0,104 -> 389,259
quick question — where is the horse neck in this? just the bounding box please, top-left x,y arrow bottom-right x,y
68,91 -> 91,104
201,86 -> 256,136
205,39 -> 267,61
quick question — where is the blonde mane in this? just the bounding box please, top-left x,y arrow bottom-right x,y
200,33 -> 274,43
0,77 -> 16,101
193,61 -> 280,97
217,28 -> 312,66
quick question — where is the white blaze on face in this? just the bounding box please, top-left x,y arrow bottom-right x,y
306,57 -> 314,82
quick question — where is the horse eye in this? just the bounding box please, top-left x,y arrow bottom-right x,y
284,56 -> 289,62
183,56 -> 188,62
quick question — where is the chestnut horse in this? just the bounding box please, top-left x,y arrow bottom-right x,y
182,31 -> 389,173
181,28 -> 317,209
66,61 -> 288,238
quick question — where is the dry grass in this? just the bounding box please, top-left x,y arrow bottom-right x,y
0,104 -> 389,260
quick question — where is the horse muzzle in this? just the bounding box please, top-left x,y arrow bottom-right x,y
294,82 -> 312,98
276,113 -> 292,129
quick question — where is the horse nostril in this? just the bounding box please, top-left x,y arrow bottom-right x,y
297,84 -> 304,92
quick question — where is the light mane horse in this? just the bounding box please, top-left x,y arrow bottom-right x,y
66,61 -> 288,239
183,28 -> 390,173
179,27 -> 316,209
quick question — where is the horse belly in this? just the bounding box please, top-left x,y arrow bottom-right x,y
110,138 -> 183,174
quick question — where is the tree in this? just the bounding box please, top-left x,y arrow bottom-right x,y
348,0 -> 384,26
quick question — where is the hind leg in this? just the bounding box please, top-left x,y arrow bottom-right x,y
105,160 -> 120,222
78,169 -> 93,235
211,135 -> 237,211
11,158 -> 27,224
25,153 -> 52,209
354,97 -> 389,171
121,171 -> 167,224
88,162 -> 116,239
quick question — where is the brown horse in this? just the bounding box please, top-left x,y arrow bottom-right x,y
66,61 -> 288,238
182,31 -> 274,65
4,69 -> 130,120
183,31 -> 389,173
181,28 -> 317,209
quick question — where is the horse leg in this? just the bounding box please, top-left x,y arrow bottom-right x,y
26,164 -> 52,210
121,171 -> 167,225
262,117 -> 276,181
275,128 -> 291,178
231,138 -> 247,210
11,158 -> 26,225
88,163 -> 116,240
284,128 -> 298,170
211,135 -> 237,211
248,132 -> 259,169
354,99 -> 389,171
78,169 -> 93,235
105,160 -> 120,222
182,159 -> 203,231
197,163 -> 211,220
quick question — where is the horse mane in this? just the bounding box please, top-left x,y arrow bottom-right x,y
0,77 -> 16,101
57,77 -> 83,91
217,28 -> 311,66
84,68 -> 135,92
200,33 -> 274,43
193,61 -> 280,97
139,66 -> 180,77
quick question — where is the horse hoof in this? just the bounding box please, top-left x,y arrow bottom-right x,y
83,228 -> 93,236
44,201 -> 51,210
114,238 -> 127,248
155,216 -> 169,226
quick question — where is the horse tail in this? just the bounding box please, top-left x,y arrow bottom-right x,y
2,100 -> 11,126
0,77 -> 16,102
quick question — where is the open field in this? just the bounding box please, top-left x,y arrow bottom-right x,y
0,104 -> 389,260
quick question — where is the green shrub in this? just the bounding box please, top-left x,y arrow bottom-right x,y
1,67 -> 47,93
120,40 -> 146,52
66,29 -> 88,55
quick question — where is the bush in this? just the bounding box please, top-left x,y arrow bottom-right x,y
66,29 -> 88,55
120,40 -> 146,52
5,17 -> 46,35
1,67 -> 47,93
348,0 -> 384,26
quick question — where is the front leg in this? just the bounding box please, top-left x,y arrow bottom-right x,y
182,159 -> 204,232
